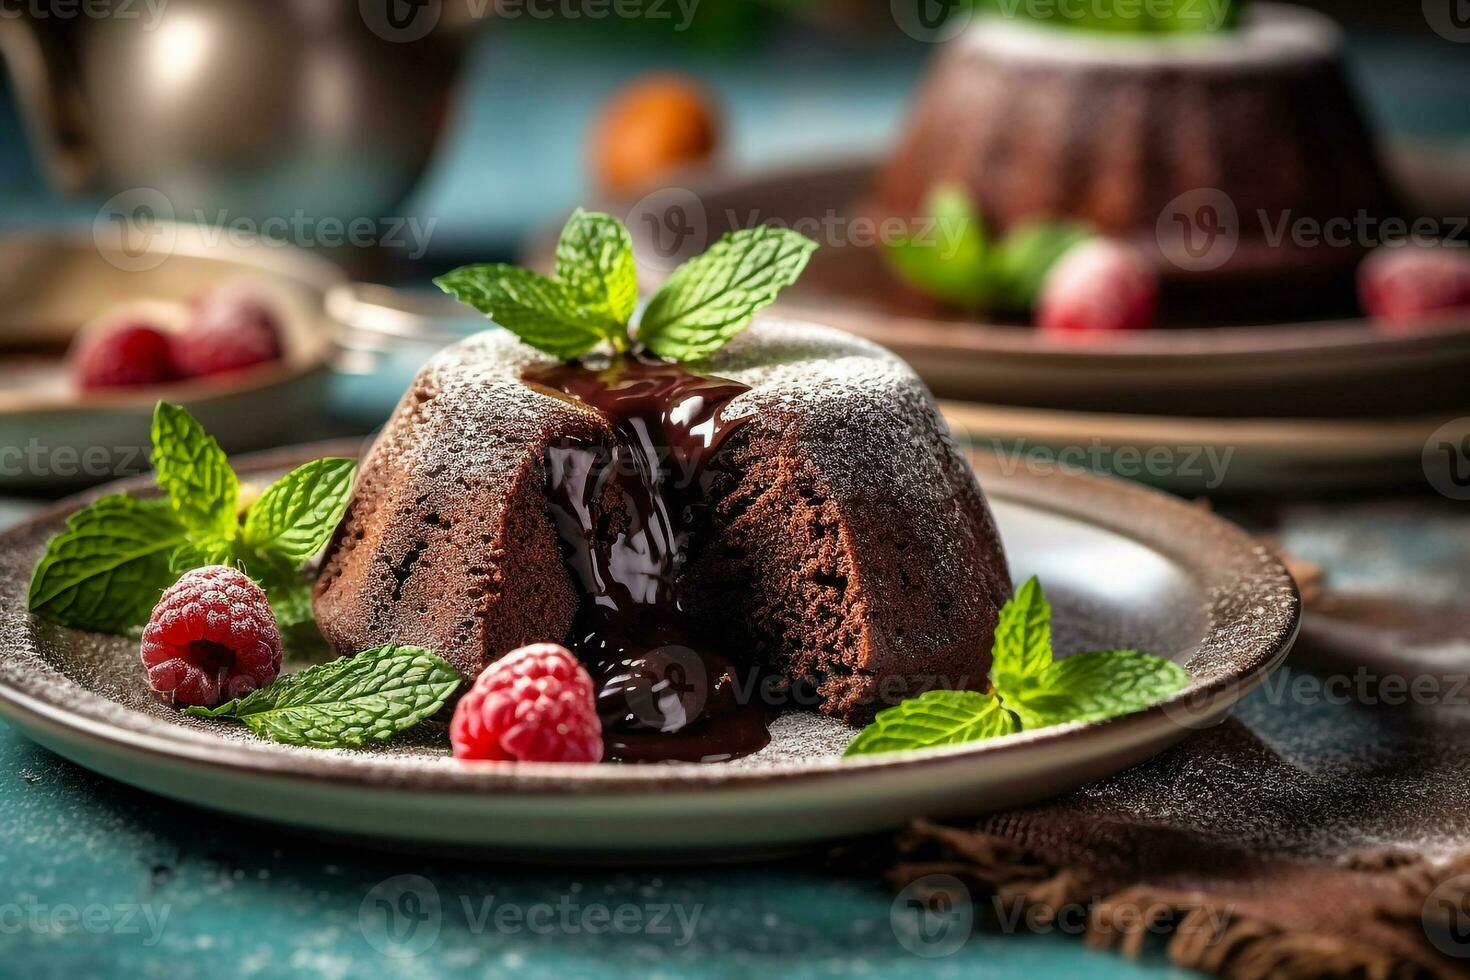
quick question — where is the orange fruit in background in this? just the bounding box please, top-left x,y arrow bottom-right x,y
590,75 -> 720,197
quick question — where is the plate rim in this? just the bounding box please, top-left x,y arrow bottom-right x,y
0,442 -> 1300,798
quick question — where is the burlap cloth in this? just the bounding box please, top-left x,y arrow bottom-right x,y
870,498 -> 1470,978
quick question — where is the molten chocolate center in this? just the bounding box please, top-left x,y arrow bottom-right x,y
523,354 -> 773,763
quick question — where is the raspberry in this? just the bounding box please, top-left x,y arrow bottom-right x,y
1037,239 -> 1159,335
70,319 -> 179,390
140,566 -> 282,708
173,285 -> 285,378
450,643 -> 603,763
1359,245 -> 1470,330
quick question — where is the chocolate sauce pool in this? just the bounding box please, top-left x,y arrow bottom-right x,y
523,355 -> 774,763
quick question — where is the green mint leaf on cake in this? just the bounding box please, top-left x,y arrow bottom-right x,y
242,457 -> 357,564
882,183 -> 996,308
882,184 -> 1095,312
437,210 -> 818,362
1002,650 -> 1190,729
843,691 -> 1019,757
151,402 -> 239,537
27,495 -> 186,633
434,264 -> 608,359
991,222 -> 1093,311
555,207 -> 639,335
988,576 -> 1053,690
638,226 -> 818,361
185,644 -> 462,748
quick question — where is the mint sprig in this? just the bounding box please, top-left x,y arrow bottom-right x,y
185,645 -> 461,749
27,496 -> 187,632
28,403 -> 357,636
882,183 -> 1091,312
844,577 -> 1190,757
435,209 -> 817,362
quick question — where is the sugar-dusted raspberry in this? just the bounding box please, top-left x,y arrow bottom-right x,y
173,284 -> 284,379
450,643 -> 603,763
1037,239 -> 1159,335
140,566 -> 282,708
70,319 -> 179,390
1359,244 -> 1470,330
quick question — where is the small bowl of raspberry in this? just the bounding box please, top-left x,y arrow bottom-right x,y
0,226 -> 345,491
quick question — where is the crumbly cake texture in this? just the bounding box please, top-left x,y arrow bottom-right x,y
313,319 -> 1012,724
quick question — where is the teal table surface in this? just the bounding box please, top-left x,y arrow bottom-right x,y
0,722 -> 1202,979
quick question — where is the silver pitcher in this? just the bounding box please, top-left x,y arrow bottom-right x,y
0,0 -> 481,221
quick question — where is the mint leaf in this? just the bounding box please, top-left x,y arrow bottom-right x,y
844,690 -> 1018,757
882,183 -> 994,308
151,402 -> 239,536
435,264 -> 605,360
185,645 -> 461,748
1003,650 -> 1190,728
555,208 -> 638,338
28,495 -> 186,632
639,226 -> 817,361
265,576 -> 316,630
989,577 -> 1053,690
992,223 -> 1092,311
243,458 -> 357,564
168,537 -> 241,576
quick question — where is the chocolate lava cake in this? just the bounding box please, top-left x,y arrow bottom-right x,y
314,319 -> 1011,755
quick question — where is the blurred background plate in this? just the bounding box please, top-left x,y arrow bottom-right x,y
528,152 -> 1470,419
0,223 -> 344,492
940,401 -> 1466,495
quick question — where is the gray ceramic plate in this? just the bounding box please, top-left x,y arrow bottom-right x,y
0,445 -> 1299,860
